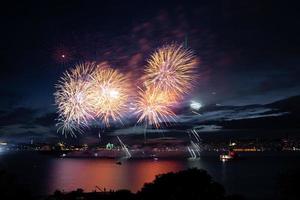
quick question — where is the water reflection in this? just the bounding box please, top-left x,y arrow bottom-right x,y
127,160 -> 184,191
2,152 -> 300,199
49,159 -> 184,193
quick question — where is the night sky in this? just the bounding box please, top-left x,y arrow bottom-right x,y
1,0 -> 300,143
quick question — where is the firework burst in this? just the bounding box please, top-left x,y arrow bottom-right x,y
54,43 -> 199,136
143,44 -> 198,99
56,119 -> 85,137
54,62 -> 96,136
134,87 -> 176,128
89,63 -> 132,126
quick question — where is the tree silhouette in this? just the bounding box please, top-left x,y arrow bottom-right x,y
0,170 -> 32,200
137,168 -> 226,200
279,170 -> 300,200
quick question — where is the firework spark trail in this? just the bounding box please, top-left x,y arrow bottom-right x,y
89,63 -> 132,126
187,147 -> 197,159
56,119 -> 86,137
143,44 -> 198,100
192,110 -> 201,116
191,141 -> 201,157
186,129 -> 202,158
117,136 -> 131,158
191,129 -> 201,142
134,87 -> 177,128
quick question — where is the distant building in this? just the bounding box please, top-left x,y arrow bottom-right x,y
106,143 -> 114,150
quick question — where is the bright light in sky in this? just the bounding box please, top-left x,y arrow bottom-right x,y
190,100 -> 202,110
101,87 -> 119,99
109,89 -> 119,99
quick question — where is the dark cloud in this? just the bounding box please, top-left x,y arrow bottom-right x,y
34,112 -> 57,127
109,95 -> 300,136
0,107 -> 58,142
0,130 -> 58,144
0,90 -> 23,109
0,107 -> 36,126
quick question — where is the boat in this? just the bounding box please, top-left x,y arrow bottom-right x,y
116,161 -> 122,165
220,150 -> 238,162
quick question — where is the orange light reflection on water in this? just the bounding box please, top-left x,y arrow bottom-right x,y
48,159 -> 185,193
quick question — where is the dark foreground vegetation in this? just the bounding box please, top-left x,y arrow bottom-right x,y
0,168 -> 299,200
46,169 -> 244,200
